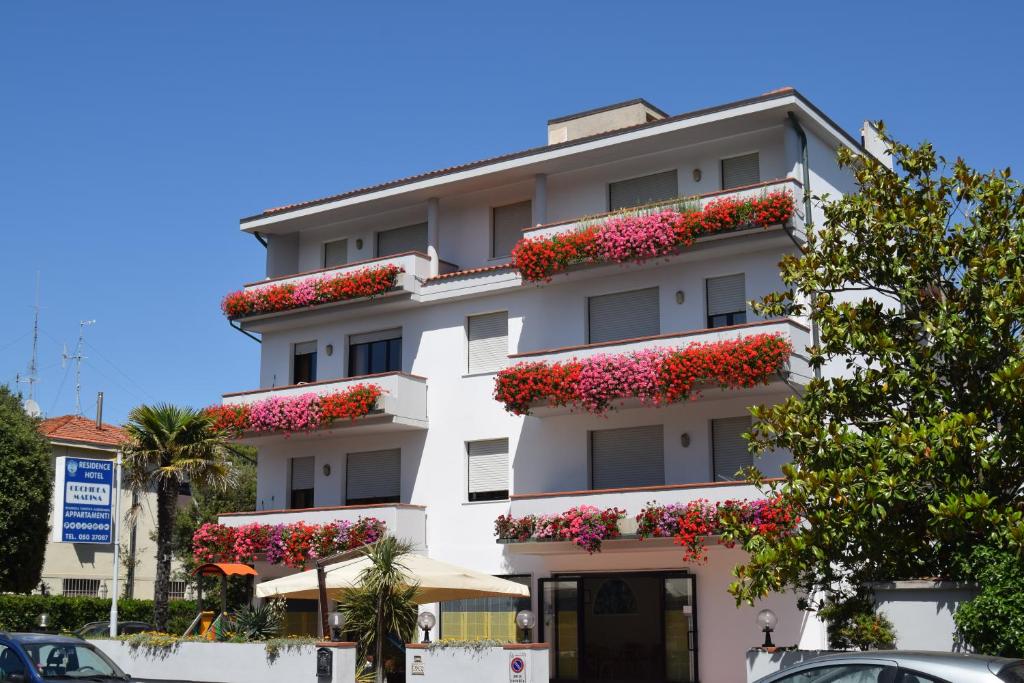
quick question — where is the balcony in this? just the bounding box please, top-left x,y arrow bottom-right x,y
506,318 -> 811,417
218,503 -> 427,550
230,251 -> 459,331
221,372 -> 428,441
501,480 -> 770,555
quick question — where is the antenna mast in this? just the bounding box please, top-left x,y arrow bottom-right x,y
17,273 -> 41,401
63,319 -> 96,416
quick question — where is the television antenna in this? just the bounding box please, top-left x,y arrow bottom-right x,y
16,272 -> 41,405
63,319 -> 96,415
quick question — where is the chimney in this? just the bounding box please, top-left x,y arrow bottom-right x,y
861,121 -> 893,169
96,391 -> 104,429
547,98 -> 667,145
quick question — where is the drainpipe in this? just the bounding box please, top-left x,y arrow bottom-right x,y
426,198 -> 440,276
787,111 -> 822,381
252,231 -> 268,248
229,320 -> 262,344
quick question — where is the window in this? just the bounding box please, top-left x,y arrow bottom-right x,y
491,200 -> 532,258
22,644 -> 120,679
467,438 -> 509,501
773,664 -> 895,682
168,580 -> 187,601
590,425 -> 664,489
348,329 -> 402,376
323,239 -> 349,268
346,449 -> 400,505
293,341 -> 317,384
721,152 -> 760,190
440,575 -> 530,641
712,416 -> 753,482
0,644 -> 27,679
588,287 -> 660,343
290,456 -> 315,509
608,170 -> 678,211
467,312 -> 508,374
706,274 -> 746,328
376,222 -> 427,256
61,578 -> 101,597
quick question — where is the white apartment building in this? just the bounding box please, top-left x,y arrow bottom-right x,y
217,88 -> 882,682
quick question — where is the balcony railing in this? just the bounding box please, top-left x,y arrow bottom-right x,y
221,372 -> 428,440
505,318 -> 811,417
218,503 -> 428,550
501,480 -> 771,554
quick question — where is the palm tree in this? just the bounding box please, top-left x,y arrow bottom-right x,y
122,404 -> 233,631
339,536 -> 419,683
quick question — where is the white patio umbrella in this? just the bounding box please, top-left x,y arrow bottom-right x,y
255,552 -> 530,604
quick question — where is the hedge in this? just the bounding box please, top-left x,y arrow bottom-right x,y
0,595 -> 198,635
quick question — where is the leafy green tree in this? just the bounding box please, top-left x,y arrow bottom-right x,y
339,536 -> 418,683
0,386 -> 52,592
953,546 -> 1024,657
730,127 -> 1024,644
122,404 -> 233,631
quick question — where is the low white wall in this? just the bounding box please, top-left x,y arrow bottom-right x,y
405,644 -> 549,683
871,580 -> 979,652
91,639 -> 356,683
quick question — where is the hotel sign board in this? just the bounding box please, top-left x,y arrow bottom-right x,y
52,456 -> 114,544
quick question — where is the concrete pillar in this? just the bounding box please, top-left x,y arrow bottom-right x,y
426,197 -> 440,276
532,174 -> 547,227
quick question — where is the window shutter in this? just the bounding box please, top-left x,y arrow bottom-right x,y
468,312 -> 508,374
590,425 -> 664,489
467,439 -> 509,495
349,328 -> 402,345
706,274 -> 746,317
294,341 -> 317,356
376,222 -> 428,256
323,239 -> 348,268
588,288 -> 659,343
347,449 -> 401,502
492,200 -> 532,258
290,457 -> 315,490
712,416 -> 753,481
608,170 -> 678,211
721,152 -> 760,190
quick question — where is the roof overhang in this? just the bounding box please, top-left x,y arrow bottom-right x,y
240,89 -> 864,235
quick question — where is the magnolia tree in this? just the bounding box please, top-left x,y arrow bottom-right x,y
729,126 -> 1024,651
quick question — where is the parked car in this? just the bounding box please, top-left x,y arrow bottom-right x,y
74,621 -> 154,638
754,651 -> 1024,683
0,632 -> 134,682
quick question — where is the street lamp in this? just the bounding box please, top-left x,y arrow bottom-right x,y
417,611 -> 436,643
756,608 -> 778,648
36,613 -> 50,632
328,611 -> 346,642
515,610 -> 536,644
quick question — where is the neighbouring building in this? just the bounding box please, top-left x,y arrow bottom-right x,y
213,88 -> 885,682
38,414 -> 188,602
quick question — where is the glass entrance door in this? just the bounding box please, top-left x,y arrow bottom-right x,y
540,573 -> 696,683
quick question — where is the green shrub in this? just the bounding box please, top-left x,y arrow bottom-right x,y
818,594 -> 896,651
955,546 -> 1024,657
0,595 -> 197,634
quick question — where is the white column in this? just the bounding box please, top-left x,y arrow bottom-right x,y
426,198 -> 440,276
532,174 -> 547,226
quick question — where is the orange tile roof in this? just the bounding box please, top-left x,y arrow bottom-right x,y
38,415 -> 126,447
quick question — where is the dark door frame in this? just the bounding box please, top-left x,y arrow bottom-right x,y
539,570 -> 699,683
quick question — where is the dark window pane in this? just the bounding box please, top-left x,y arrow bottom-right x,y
349,337 -> 402,376
293,352 -> 317,383
349,344 -> 369,376
290,488 -> 314,509
389,338 -> 402,372
468,489 -> 508,502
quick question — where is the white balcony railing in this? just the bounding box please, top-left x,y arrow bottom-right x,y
218,503 -> 427,550
522,177 -> 804,242
221,372 -> 428,440
502,480 -> 771,554
508,318 -> 811,417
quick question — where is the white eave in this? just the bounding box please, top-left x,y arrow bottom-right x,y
240,89 -> 863,234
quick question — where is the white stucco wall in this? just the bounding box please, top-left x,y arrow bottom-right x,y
406,644 -> 549,683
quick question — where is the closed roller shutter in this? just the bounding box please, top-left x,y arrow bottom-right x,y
590,425 -> 664,490
588,287 -> 659,344
492,200 -> 532,258
376,222 -> 428,256
290,456 -> 315,490
468,312 -> 508,374
347,449 -> 401,504
609,170 -> 679,210
706,274 -> 746,319
323,239 -> 348,268
712,416 -> 753,481
721,152 -> 760,190
468,438 -> 509,500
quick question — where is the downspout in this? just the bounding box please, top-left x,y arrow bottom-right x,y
252,231 -> 268,248
787,111 -> 822,381
229,319 -> 262,344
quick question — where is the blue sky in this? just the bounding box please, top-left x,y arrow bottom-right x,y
2,1 -> 1021,424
